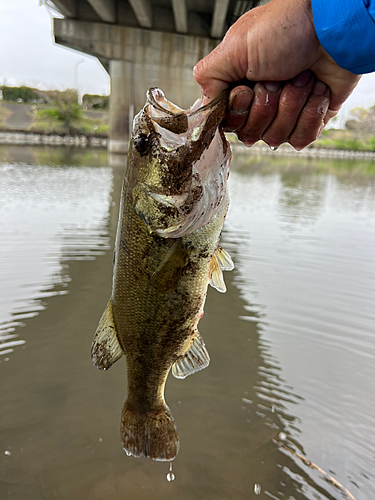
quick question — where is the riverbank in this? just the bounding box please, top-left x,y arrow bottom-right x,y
232,141 -> 375,160
2,130 -> 375,160
0,129 -> 107,148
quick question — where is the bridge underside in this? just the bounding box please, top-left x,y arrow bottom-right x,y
51,0 -> 267,152
54,18 -> 217,153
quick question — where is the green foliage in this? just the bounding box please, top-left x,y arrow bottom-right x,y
82,94 -> 109,109
0,85 -> 78,105
348,106 -> 369,121
331,138 -> 364,151
1,85 -> 45,103
94,124 -> 109,134
314,128 -> 375,151
35,102 -> 85,134
31,101 -> 108,135
365,136 -> 375,150
45,89 -> 78,105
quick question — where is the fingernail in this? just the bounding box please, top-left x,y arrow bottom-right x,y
291,70 -> 311,87
313,81 -> 327,96
263,81 -> 280,92
230,91 -> 252,115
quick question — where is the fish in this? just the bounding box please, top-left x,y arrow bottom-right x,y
91,87 -> 234,461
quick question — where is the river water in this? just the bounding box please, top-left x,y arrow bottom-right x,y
0,145 -> 374,500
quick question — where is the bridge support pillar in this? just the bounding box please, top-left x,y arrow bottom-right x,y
109,60 -> 133,154
54,19 -> 217,153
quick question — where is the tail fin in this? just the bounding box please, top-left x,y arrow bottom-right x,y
121,402 -> 179,461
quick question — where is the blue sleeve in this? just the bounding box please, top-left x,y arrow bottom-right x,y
311,0 -> 375,74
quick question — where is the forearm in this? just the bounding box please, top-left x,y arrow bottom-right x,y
312,0 -> 375,74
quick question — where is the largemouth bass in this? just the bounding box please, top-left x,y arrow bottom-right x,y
91,88 -> 233,461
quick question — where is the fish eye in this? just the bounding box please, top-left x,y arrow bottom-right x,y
134,134 -> 149,154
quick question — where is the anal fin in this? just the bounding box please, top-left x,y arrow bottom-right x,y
91,299 -> 123,371
172,332 -> 210,379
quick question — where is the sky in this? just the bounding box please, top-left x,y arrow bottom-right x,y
0,0 -> 375,125
0,0 -> 110,96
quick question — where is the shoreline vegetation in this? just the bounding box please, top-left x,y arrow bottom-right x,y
0,86 -> 109,143
1,85 -> 375,158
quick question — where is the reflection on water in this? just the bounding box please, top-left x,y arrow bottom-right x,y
226,155 -> 375,499
0,146 -> 374,500
0,150 -> 112,358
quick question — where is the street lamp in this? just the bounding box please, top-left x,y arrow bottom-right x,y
73,58 -> 85,104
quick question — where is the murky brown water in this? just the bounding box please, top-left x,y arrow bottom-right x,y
0,145 -> 374,500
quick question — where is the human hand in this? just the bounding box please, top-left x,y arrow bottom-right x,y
193,0 -> 361,150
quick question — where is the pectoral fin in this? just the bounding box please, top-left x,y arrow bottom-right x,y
151,240 -> 191,291
215,246 -> 234,271
208,246 -> 234,293
172,332 -> 210,379
91,299 -> 123,371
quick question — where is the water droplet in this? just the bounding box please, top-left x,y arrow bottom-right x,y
254,483 -> 261,495
4,358 -> 9,362
98,438 -> 102,442
269,145 -> 278,151
125,450 -> 132,456
279,432 -> 287,441
271,404 -> 276,413
4,450 -> 11,456
166,462 -> 175,482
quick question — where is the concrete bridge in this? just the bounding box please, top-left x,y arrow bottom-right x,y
51,0 -> 261,152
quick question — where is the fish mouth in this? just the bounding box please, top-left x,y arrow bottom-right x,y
145,87 -> 229,156
139,88 -> 232,239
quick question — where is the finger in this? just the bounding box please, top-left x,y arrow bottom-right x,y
224,87 -> 254,132
262,70 -> 314,148
236,82 -> 281,146
288,81 -> 330,150
324,107 -> 339,125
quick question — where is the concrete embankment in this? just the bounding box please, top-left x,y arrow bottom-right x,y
0,130 -> 107,148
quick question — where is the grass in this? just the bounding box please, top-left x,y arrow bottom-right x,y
228,128 -> 375,152
0,104 -> 12,126
311,129 -> 375,151
232,150 -> 375,177
29,103 -> 108,135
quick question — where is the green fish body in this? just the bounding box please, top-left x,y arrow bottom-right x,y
91,88 -> 233,461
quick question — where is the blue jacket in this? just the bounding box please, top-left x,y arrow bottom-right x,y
312,0 -> 375,74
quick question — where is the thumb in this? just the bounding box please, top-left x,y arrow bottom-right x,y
310,49 -> 361,115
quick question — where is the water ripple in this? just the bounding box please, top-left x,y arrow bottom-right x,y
0,162 -> 112,359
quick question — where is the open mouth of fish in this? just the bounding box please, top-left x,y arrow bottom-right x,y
132,88 -> 231,238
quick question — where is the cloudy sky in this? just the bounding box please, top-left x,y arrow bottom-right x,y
0,0 -> 110,96
1,0 -> 375,124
